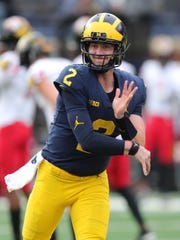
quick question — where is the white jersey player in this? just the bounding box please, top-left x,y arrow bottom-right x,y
17,31 -> 72,127
4,32 -> 71,191
27,57 -> 71,127
0,50 -> 35,128
139,34 -> 177,192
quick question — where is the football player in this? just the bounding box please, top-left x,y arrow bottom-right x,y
139,35 -> 177,192
6,12 -> 151,240
72,18 -> 156,240
16,31 -> 72,129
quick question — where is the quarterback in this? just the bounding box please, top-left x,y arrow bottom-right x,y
6,12 -> 151,240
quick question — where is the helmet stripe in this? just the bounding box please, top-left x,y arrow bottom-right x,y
113,18 -> 122,28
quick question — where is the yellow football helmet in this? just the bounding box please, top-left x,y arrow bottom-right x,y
81,12 -> 128,72
16,31 -> 52,67
0,15 -> 32,49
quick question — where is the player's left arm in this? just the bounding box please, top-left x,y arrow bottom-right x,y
130,114 -> 145,146
129,77 -> 147,146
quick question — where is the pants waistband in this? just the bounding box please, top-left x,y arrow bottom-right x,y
40,160 -> 106,181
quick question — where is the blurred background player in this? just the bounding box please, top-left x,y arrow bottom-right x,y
16,31 -> 72,138
16,31 -> 75,240
139,34 -> 177,192
0,16 -> 36,240
108,154 -> 156,240
167,36 -> 180,142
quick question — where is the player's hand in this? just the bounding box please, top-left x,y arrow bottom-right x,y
112,80 -> 138,119
134,146 -> 151,176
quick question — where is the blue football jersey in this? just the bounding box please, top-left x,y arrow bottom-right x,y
42,64 -> 146,176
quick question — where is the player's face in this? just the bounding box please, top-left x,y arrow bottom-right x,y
88,42 -> 114,66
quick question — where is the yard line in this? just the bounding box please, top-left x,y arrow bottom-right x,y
110,192 -> 180,212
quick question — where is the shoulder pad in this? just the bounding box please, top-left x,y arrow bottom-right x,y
54,64 -> 89,93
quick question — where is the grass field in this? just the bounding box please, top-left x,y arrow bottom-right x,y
0,192 -> 180,240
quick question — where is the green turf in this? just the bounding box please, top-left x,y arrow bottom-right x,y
1,194 -> 180,240
108,211 -> 180,240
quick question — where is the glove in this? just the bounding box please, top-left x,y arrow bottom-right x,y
4,151 -> 43,192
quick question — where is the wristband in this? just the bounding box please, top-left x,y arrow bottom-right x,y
129,141 -> 139,155
116,114 -> 137,140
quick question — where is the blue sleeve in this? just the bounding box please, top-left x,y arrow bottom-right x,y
53,64 -> 126,155
61,89 -> 125,155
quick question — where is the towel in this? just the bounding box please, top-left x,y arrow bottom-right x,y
4,151 -> 43,192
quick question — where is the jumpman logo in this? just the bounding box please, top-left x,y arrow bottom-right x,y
74,116 -> 84,130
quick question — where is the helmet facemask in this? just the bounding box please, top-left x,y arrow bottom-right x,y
81,40 -> 127,73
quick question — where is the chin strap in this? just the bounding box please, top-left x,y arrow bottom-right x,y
4,151 -> 44,192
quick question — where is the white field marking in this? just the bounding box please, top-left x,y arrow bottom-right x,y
110,193 -> 180,212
